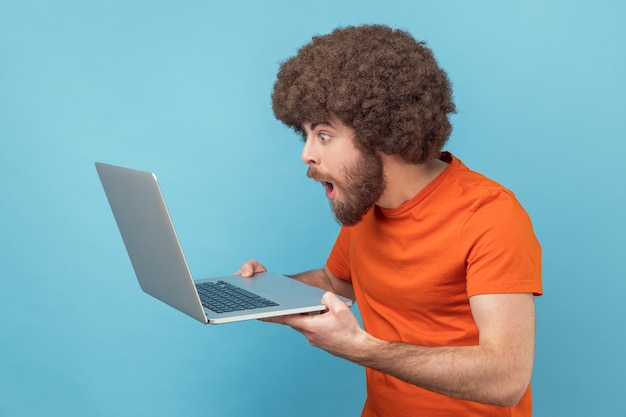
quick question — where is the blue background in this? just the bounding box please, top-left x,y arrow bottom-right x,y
1,1 -> 624,416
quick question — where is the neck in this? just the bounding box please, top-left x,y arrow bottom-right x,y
376,154 -> 448,209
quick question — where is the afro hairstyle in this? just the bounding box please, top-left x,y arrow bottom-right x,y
271,24 -> 456,163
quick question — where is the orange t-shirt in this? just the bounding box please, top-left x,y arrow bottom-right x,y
326,152 -> 543,417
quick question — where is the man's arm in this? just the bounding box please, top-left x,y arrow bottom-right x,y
288,266 -> 355,300
273,292 -> 535,407
237,260 -> 355,300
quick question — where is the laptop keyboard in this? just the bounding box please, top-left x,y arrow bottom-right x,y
196,281 -> 279,314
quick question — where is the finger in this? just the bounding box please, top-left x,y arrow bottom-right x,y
259,316 -> 288,324
261,312 -> 315,330
236,259 -> 267,278
277,294 -> 342,329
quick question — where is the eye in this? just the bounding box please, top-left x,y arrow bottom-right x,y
319,133 -> 331,143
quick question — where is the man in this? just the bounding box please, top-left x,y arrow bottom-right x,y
237,24 -> 542,417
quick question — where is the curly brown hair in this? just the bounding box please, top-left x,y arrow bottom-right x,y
271,24 -> 456,164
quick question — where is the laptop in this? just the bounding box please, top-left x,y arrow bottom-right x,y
95,162 -> 353,324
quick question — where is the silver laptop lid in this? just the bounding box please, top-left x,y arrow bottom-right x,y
95,162 -> 208,323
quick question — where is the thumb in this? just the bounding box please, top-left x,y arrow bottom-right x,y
236,259 -> 267,278
321,291 -> 345,311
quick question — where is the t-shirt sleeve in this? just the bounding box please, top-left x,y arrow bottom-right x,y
461,189 -> 543,297
326,226 -> 353,282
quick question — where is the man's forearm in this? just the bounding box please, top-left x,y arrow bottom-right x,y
288,269 -> 331,289
349,336 -> 531,407
288,268 -> 354,299
340,293 -> 534,407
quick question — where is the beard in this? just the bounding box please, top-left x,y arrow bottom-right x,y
307,151 -> 386,226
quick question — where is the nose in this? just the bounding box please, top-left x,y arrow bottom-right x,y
301,135 -> 319,166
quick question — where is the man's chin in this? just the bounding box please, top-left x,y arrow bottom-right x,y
330,202 -> 370,227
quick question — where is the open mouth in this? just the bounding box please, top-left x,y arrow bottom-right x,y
307,168 -> 337,200
323,181 -> 335,199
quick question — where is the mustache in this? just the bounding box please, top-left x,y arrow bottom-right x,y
306,167 -> 333,183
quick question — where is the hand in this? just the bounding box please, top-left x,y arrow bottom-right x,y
264,291 -> 371,360
234,259 -> 267,278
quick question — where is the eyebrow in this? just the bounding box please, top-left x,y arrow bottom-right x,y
309,120 -> 334,131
